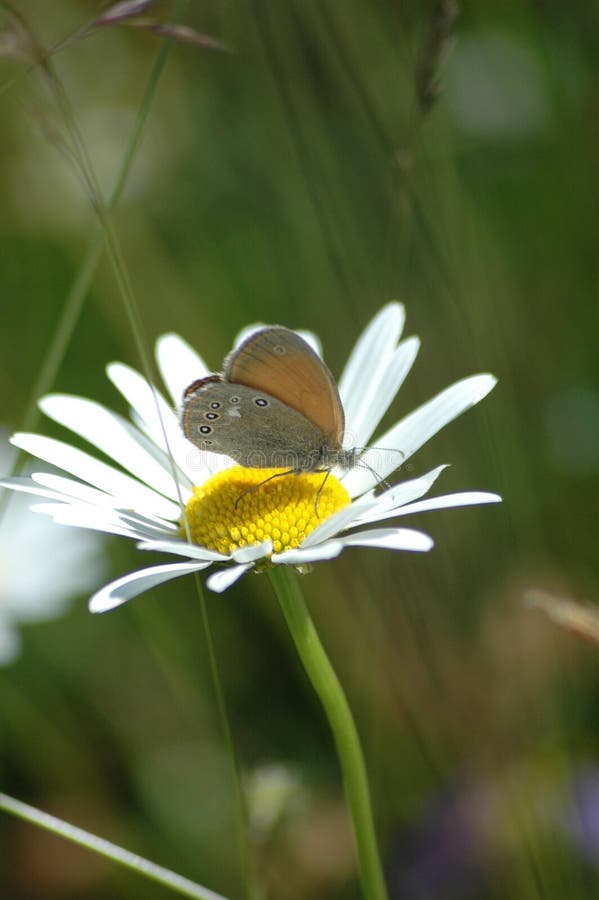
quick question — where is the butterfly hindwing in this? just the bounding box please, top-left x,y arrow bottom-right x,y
182,376 -> 330,470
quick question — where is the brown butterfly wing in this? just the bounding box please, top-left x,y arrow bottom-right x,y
224,327 -> 345,444
181,376 -> 330,469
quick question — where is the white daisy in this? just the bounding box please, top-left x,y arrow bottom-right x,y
0,433 -> 105,663
0,303 -> 500,613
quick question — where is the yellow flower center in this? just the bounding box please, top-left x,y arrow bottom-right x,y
183,466 -> 351,555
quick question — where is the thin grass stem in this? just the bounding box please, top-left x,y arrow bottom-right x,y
0,792 -> 232,900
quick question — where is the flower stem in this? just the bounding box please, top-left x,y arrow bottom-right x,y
269,566 -> 389,900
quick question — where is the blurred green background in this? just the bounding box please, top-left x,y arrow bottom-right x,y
1,1 -> 598,898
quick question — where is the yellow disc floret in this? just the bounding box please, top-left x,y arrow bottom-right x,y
183,466 -> 351,556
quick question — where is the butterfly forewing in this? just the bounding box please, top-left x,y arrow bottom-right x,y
224,327 -> 345,444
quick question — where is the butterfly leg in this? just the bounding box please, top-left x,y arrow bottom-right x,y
313,469 -> 332,519
234,469 -> 295,509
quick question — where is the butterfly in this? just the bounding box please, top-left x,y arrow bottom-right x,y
181,326 -> 358,475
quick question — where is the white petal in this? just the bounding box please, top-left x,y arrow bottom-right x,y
31,474 -> 182,534
30,502 -> 143,539
339,527 -> 434,552
343,373 -> 497,495
232,541 -> 273,563
31,502 -> 174,541
89,561 -> 211,613
32,472 -> 119,507
107,363 -> 196,486
206,564 -> 252,593
136,539 -> 228,562
155,333 -> 211,407
300,496 -> 380,548
388,490 -> 502,518
113,509 -> 179,535
272,540 -> 344,565
11,433 -> 179,521
296,330 -> 322,358
353,465 -> 448,522
0,476 -> 69,504
33,494 -> 179,535
338,303 -> 405,436
39,394 -> 184,504
345,336 -> 420,450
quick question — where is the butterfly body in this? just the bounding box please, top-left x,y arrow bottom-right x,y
181,326 -> 357,473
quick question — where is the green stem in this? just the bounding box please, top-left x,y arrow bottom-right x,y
269,566 -> 389,900
0,792 -> 231,900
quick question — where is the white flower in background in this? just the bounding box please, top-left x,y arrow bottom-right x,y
0,304 -> 500,612
0,435 -> 105,664
245,763 -> 303,839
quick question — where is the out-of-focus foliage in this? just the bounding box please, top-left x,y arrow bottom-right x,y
0,1 -> 598,898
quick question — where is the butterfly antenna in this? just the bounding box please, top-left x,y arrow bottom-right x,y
355,447 -> 405,493
356,457 -> 390,491
314,469 -> 332,518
